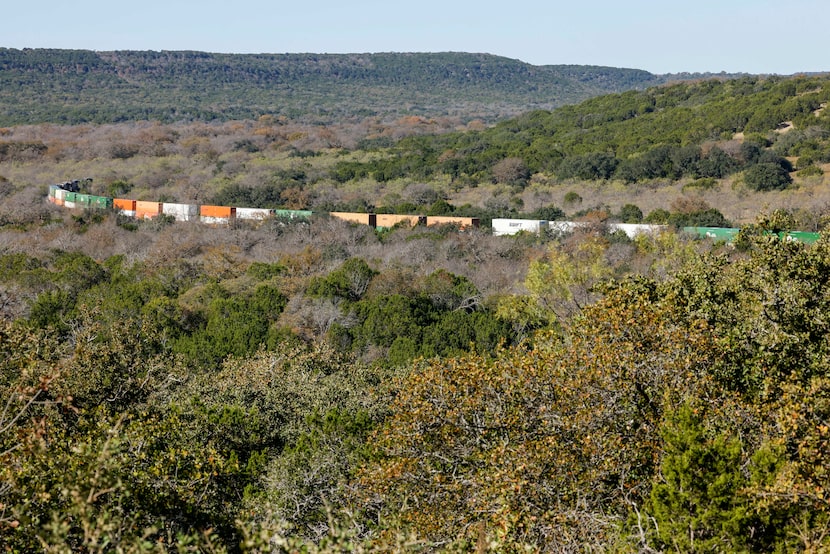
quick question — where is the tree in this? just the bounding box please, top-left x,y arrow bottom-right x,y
696,147 -> 738,179
529,204 -> 565,221
492,157 -> 531,187
743,162 -> 792,191
359,277 -> 720,550
564,191 -> 583,206
307,258 -> 377,303
746,375 -> 830,551
524,234 -> 613,322
557,152 -> 619,181
644,208 -> 670,224
618,203 -> 644,223
646,404 -> 750,553
426,198 -> 455,216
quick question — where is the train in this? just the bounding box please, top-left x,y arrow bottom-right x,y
46,182 -> 823,244
46,183 -> 480,229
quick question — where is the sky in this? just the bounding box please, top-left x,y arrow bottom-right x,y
4,0 -> 828,75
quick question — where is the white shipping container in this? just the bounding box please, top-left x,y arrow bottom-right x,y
546,221 -> 582,234
492,218 -> 548,236
235,207 -> 272,220
63,200 -> 77,209
608,223 -> 667,238
162,203 -> 199,221
54,188 -> 67,201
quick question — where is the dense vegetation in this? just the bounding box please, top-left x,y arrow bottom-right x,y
332,75 -> 830,186
3,74 -> 829,230
0,48 -> 727,125
4,60 -> 830,551
4,200 -> 830,551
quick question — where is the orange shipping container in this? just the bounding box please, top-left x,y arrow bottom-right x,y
200,205 -> 235,218
114,198 -> 137,211
135,201 -> 163,219
330,212 -> 377,226
426,216 -> 480,229
376,214 -> 425,228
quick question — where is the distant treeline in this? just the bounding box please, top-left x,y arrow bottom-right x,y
0,48 -> 733,125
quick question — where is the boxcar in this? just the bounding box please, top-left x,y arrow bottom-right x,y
330,212 -> 377,227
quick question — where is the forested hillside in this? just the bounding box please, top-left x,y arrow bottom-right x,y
334,75 -> 830,187
0,48 -> 717,125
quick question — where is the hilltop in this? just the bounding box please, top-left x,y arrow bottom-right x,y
0,48 -> 735,125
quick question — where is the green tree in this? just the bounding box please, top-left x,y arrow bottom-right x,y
524,234 -> 613,322
426,198 -> 455,216
528,204 -> 565,221
695,147 -> 738,179
644,208 -> 671,224
618,203 -> 644,223
743,162 -> 792,191
307,258 -> 377,302
646,404 -> 750,553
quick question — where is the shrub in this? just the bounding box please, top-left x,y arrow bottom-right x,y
644,208 -> 671,224
682,177 -> 718,192
668,208 -> 730,228
797,165 -> 824,178
743,163 -> 793,191
618,203 -> 643,223
564,191 -> 583,206
529,204 -> 565,221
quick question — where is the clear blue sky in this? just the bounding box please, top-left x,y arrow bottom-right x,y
4,0 -> 828,75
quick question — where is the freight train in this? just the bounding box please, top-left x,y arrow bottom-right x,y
46,183 -> 481,229
46,182 -> 822,244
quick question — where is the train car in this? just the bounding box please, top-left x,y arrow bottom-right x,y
113,198 -> 137,217
683,227 -> 741,242
376,214 -> 425,229
545,221 -> 584,234
47,185 -> 64,206
63,191 -> 78,209
162,202 -> 199,222
73,193 -> 112,209
492,218 -> 548,236
607,223 -> 667,238
52,186 -> 67,206
235,207 -> 273,220
75,193 -> 93,208
273,209 -> 313,220
426,216 -> 480,229
200,205 -> 236,225
330,212 -> 377,227
778,231 -> 820,244
135,201 -> 163,220
89,195 -> 113,209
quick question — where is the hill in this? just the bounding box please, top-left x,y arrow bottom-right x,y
333,75 -> 830,188
0,48 -> 729,125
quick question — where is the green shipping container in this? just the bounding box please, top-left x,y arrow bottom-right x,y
683,227 -> 740,241
273,209 -> 312,219
75,193 -> 93,207
777,231 -> 820,244
89,195 -> 113,209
